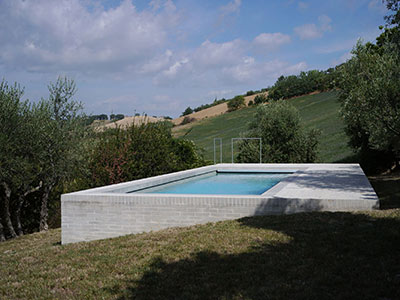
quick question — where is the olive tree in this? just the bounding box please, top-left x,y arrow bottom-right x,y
36,77 -> 88,231
338,41 -> 400,167
237,101 -> 320,163
0,77 -> 89,239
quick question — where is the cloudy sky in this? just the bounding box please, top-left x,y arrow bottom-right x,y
0,0 -> 387,117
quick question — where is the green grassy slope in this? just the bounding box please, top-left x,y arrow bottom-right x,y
1,208 -> 399,299
174,91 -> 353,163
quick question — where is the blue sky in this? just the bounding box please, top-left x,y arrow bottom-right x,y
0,0 -> 387,117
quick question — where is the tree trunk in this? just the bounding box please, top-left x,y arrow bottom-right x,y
39,186 -> 50,232
1,182 -> 17,238
0,217 -> 5,242
14,196 -> 24,236
15,183 -> 42,236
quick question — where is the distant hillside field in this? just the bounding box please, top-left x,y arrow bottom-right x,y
171,92 -> 267,126
173,91 -> 353,163
94,115 -> 163,131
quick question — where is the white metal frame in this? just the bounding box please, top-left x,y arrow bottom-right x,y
213,138 -> 222,164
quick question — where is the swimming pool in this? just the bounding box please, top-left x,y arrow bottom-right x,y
61,163 -> 379,244
132,171 -> 291,195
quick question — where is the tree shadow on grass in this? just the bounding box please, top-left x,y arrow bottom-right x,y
106,212 -> 400,300
369,174 -> 400,209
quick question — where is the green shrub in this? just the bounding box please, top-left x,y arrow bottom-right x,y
180,116 -> 196,125
237,101 -> 320,163
227,95 -> 245,112
254,94 -> 267,105
181,107 -> 193,116
89,122 -> 206,186
246,90 -> 255,96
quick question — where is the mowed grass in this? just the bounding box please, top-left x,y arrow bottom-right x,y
173,91 -> 353,163
1,173 -> 399,299
1,208 -> 400,299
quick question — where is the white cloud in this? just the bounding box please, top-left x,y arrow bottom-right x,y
294,24 -> 322,40
140,50 -> 173,74
153,36 -> 306,87
195,39 -> 247,67
222,58 -> 307,83
253,33 -> 291,51
294,14 -> 332,40
318,15 -> 332,32
220,0 -> 242,16
298,1 -> 309,10
0,0 -> 180,74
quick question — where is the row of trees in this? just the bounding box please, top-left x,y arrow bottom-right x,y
267,68 -> 337,101
181,98 -> 229,117
86,113 -> 125,124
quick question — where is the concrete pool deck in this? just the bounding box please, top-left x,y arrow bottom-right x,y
61,164 -> 379,244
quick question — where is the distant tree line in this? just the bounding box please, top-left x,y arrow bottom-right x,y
181,98 -> 228,117
110,114 -> 124,121
85,113 -> 125,125
267,68 -> 338,101
180,89 -> 269,117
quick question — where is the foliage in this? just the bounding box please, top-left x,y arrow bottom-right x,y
384,0 -> 400,26
246,90 -> 255,96
84,114 -> 108,125
89,122 -> 206,187
254,94 -> 267,105
110,114 -> 124,121
180,116 -> 196,125
237,101 -> 320,163
227,95 -> 245,112
193,98 -> 228,113
174,91 -> 351,163
267,69 -> 337,101
338,41 -> 400,167
181,106 -> 193,116
0,77 -> 89,239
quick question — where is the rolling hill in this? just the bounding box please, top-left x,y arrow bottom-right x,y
173,91 -> 353,163
171,92 -> 267,126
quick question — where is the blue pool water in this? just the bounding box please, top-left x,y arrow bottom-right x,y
134,172 -> 290,195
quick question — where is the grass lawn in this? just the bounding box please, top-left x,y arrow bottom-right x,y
173,91 -> 353,163
1,171 -> 399,299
